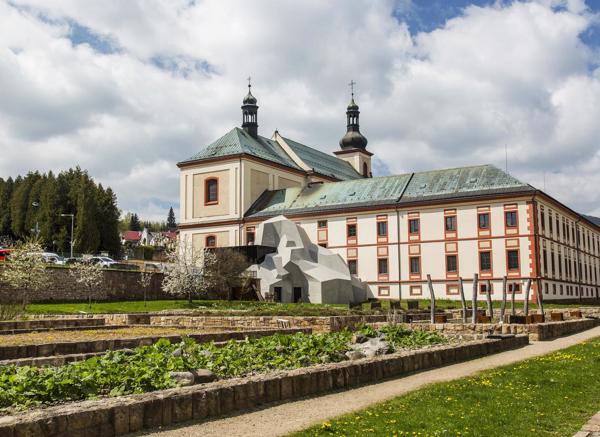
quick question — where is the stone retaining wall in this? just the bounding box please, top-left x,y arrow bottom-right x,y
0,335 -> 529,437
148,314 -> 388,333
404,318 -> 599,341
0,327 -> 311,360
0,318 -> 105,332
0,267 -> 170,303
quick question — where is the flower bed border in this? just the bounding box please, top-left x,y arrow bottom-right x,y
0,335 -> 529,437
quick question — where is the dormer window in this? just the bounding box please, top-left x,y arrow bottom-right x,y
205,178 -> 218,205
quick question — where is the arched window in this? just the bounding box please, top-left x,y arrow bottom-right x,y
205,178 -> 218,204
362,162 -> 369,177
205,235 -> 216,247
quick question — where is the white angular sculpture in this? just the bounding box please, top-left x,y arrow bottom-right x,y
248,216 -> 367,304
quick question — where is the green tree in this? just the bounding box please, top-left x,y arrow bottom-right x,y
129,213 -> 141,231
0,177 -> 14,237
74,188 -> 100,254
167,207 -> 177,230
96,186 -> 121,257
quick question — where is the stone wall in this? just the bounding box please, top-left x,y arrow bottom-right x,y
0,335 -> 528,437
0,318 -> 105,332
404,318 -> 599,341
148,314 -> 388,333
0,267 -> 170,303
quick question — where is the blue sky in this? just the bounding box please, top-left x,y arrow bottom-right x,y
1,0 -> 600,220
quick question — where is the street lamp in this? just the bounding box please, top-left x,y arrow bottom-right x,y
60,213 -> 75,258
31,202 -> 40,237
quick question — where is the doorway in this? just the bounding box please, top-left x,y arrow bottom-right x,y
293,287 -> 302,303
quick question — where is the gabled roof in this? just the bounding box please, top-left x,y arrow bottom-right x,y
178,128 -> 363,181
121,231 -> 142,241
282,137 -> 362,181
246,164 -> 533,218
179,128 -> 300,170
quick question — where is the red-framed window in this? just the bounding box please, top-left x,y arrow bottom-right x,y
348,259 -> 358,275
507,249 -> 520,271
205,235 -> 216,247
205,178 -> 219,205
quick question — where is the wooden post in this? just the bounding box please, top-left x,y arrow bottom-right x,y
427,274 -> 435,324
500,276 -> 507,322
472,273 -> 479,324
524,278 -> 532,316
511,282 -> 516,316
459,277 -> 467,323
486,279 -> 493,319
536,282 -> 545,316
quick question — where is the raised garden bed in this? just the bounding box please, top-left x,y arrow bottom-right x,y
0,327 -> 448,414
0,334 -> 529,436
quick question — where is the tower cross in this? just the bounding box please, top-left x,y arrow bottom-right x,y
247,76 -> 252,90
348,80 -> 356,96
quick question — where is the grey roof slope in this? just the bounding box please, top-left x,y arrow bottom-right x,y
179,128 -> 301,170
246,164 -> 533,218
282,137 -> 362,181
179,128 -> 363,181
583,215 -> 600,227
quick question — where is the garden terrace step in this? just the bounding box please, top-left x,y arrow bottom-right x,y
0,335 -> 529,437
0,327 -> 312,360
0,339 -> 245,367
0,318 -> 105,332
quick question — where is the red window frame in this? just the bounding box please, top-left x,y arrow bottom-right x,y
204,177 -> 219,205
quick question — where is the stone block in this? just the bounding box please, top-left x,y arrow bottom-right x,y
233,384 -> 250,410
14,422 -> 44,437
113,404 -> 130,434
192,391 -> 208,420
128,402 -> 144,432
172,394 -> 193,423
264,377 -> 281,403
219,387 -> 235,414
160,397 -> 172,426
142,399 -> 163,429
280,375 -> 294,399
204,388 -> 221,417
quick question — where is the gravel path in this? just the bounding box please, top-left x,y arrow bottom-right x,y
133,326 -> 600,437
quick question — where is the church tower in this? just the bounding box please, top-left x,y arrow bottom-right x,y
241,78 -> 259,138
334,81 -> 372,177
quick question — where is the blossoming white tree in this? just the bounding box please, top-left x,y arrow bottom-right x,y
161,240 -> 217,303
0,238 -> 47,306
70,260 -> 104,308
139,270 -> 153,307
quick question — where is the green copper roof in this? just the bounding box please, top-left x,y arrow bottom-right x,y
247,173 -> 412,217
180,128 -> 301,170
400,164 -> 531,203
246,165 -> 534,218
282,137 -> 362,181
180,128 -> 363,181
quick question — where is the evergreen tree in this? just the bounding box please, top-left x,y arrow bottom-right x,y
167,207 -> 177,230
96,186 -> 121,257
129,213 -> 141,231
0,177 -> 14,237
74,188 -> 100,254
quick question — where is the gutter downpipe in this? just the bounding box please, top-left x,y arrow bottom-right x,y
395,173 -> 415,304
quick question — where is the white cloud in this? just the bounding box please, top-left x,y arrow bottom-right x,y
0,0 -> 599,221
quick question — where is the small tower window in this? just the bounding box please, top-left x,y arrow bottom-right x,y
362,162 -> 368,177
205,178 -> 218,205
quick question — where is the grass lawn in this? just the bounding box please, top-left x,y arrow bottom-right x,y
292,337 -> 600,437
23,298 -> 596,316
25,300 -> 354,316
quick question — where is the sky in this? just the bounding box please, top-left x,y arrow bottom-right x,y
1,0 -> 599,221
